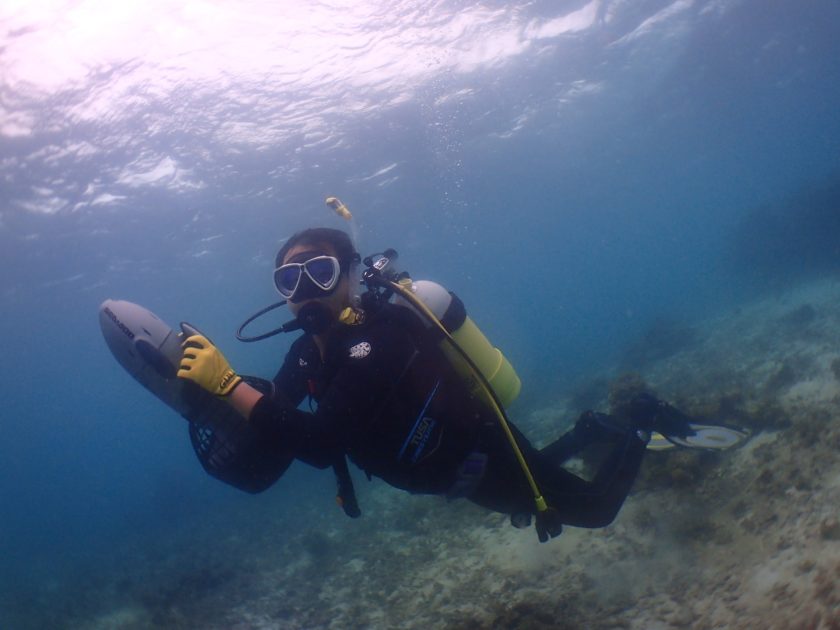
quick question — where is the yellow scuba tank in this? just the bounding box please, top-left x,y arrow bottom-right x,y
397,279 -> 521,408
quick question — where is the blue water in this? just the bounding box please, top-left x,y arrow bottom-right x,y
2,0 -> 839,626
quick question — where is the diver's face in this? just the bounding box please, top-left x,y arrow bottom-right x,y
282,243 -> 351,322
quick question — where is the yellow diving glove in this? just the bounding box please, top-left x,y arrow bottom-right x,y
178,334 -> 242,397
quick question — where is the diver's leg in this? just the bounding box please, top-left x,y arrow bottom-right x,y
556,393 -> 707,523
471,396 -> 698,530
537,429 -> 649,528
535,395 -> 691,527
465,423 -> 549,516
539,411 -> 629,464
538,430 -> 583,464
466,407 -> 651,527
533,396 -> 672,527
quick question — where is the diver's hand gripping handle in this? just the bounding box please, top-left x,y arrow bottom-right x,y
180,322 -> 205,341
177,324 -> 242,398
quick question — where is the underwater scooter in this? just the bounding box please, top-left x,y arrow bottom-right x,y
98,300 -> 291,493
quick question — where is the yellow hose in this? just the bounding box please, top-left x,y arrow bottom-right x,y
388,280 -> 548,513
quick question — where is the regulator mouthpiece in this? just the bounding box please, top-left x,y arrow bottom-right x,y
297,301 -> 333,335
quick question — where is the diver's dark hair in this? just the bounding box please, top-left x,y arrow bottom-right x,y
275,227 -> 359,272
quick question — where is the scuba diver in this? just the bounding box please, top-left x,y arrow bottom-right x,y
177,226 -> 746,542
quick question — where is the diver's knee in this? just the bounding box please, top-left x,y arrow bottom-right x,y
574,411 -> 632,442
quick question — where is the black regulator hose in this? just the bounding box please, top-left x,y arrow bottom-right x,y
236,301 -> 294,342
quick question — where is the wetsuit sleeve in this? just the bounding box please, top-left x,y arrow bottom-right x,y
248,395 -> 340,469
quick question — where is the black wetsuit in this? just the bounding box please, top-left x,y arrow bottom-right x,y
225,302 -> 652,529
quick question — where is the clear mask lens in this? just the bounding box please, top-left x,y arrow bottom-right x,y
274,256 -> 341,300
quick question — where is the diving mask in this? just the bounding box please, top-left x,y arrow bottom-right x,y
274,254 -> 341,303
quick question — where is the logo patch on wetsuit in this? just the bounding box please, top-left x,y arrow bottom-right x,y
406,416 -> 438,463
298,357 -> 308,367
348,341 -> 371,359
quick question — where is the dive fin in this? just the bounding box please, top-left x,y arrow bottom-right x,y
646,431 -> 677,451
647,423 -> 750,451
665,423 -> 750,450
